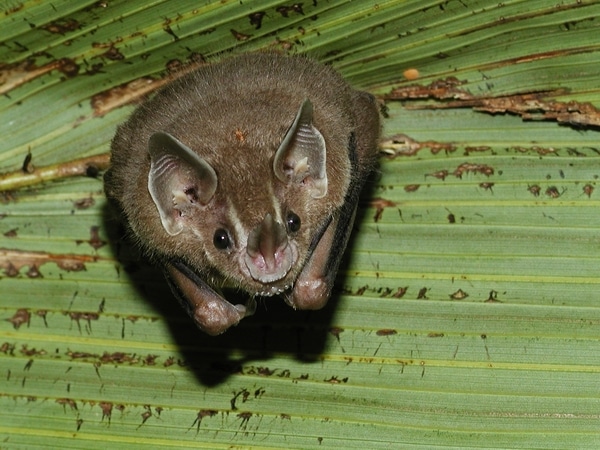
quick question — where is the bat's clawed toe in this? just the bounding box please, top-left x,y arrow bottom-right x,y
193,297 -> 248,336
285,277 -> 330,310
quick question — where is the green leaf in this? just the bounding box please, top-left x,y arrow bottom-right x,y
2,1 -> 600,448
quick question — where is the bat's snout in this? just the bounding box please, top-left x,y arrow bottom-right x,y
244,213 -> 294,284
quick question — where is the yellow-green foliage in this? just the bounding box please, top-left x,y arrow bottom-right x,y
1,1 -> 599,448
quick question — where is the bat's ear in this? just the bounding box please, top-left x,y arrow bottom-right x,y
148,132 -> 217,236
273,99 -> 328,198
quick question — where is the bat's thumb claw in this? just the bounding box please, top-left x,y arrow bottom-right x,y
285,278 -> 330,310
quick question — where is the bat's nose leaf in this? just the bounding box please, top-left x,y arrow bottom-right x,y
245,214 -> 292,283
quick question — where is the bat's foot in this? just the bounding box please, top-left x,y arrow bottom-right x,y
193,297 -> 251,336
165,261 -> 256,336
285,277 -> 330,310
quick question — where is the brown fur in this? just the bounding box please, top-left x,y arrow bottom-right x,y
105,53 -> 380,332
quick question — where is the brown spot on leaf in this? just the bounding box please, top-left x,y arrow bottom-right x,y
192,409 -> 218,432
485,290 -> 501,303
230,388 -> 249,410
324,376 -> 348,384
41,19 -> 82,34
56,260 -> 86,272
99,402 -> 113,423
387,77 -> 468,101
237,411 -> 252,429
417,287 -> 428,299
475,94 -> 600,127
99,351 -> 137,365
75,226 -> 106,250
73,197 -> 95,210
427,332 -> 444,338
376,329 -> 397,336
426,169 -> 449,181
3,228 -> 17,238
511,145 -> 558,156
404,184 -> 420,192
36,310 -> 48,327
257,367 -> 276,376
391,78 -> 599,128
583,184 -> 594,198
370,197 -> 397,222
8,309 -> 30,329
380,134 -> 456,157
249,11 -> 266,29
90,57 -> 205,116
355,285 -> 368,296
4,2 -> 24,15
163,24 -> 179,40
392,286 -> 408,298
139,405 -> 152,427
89,225 -> 105,249
84,62 -> 104,76
20,345 -> 46,357
163,356 -> 175,367
276,4 -> 305,17
450,289 -> 469,300
329,326 -> 344,342
57,58 -> 79,77
0,59 -> 78,95
3,261 -> 19,277
545,186 -> 561,198
68,311 -> 99,333
230,29 -> 252,41
1,342 -> 16,355
56,398 -> 78,411
0,248 -> 97,278
143,354 -> 158,366
453,162 -> 494,178
26,264 -> 41,278
379,287 -> 393,297
66,350 -> 99,360
528,184 -> 541,197
165,59 -> 184,73
91,76 -> 156,116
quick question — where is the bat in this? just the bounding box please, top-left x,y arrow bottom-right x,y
104,53 -> 380,335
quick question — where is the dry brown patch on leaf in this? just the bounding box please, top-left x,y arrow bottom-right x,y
380,133 -> 456,157
0,248 -> 98,277
387,77 -> 599,127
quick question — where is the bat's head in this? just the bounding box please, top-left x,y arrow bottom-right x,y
146,99 -> 349,297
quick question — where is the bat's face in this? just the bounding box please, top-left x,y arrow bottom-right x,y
166,160 -> 310,298
146,99 -> 345,298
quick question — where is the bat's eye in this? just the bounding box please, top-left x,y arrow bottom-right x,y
213,229 -> 232,250
286,212 -> 301,233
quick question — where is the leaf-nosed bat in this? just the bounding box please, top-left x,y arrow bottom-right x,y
104,53 -> 380,335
